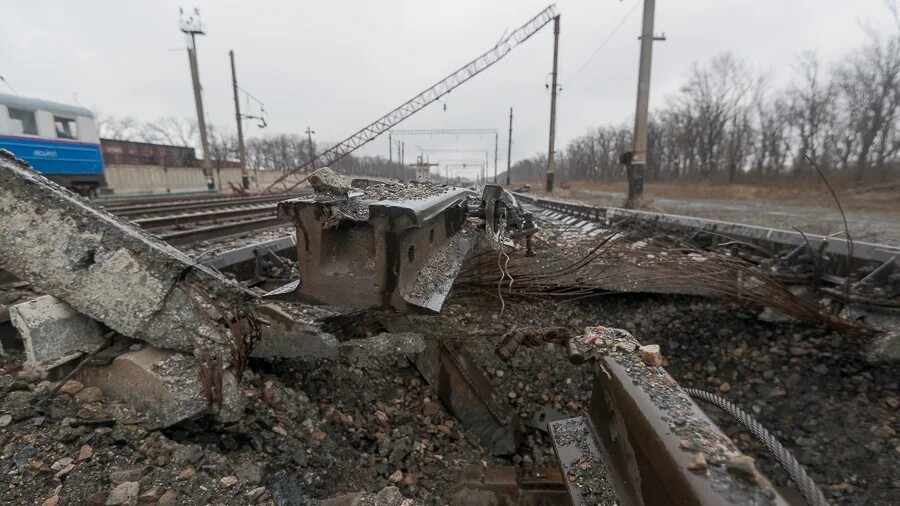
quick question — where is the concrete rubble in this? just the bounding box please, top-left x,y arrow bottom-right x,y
78,346 -> 244,428
0,151 -> 263,427
249,303 -> 426,360
0,153 -> 443,429
306,166 -> 355,195
249,303 -> 339,359
0,151 -> 260,370
9,295 -> 107,370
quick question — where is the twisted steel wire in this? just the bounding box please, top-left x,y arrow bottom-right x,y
684,388 -> 829,506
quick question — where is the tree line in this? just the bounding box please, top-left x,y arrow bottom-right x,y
512,27 -> 900,186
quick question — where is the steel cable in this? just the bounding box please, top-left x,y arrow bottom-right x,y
684,388 -> 829,506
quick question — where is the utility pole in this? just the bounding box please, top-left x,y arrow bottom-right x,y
179,9 -> 214,191
395,140 -> 405,180
493,131 -> 499,184
506,107 -> 513,186
388,132 -> 392,164
305,127 -> 316,171
229,50 -> 249,190
626,0 -> 664,208
545,15 -> 561,193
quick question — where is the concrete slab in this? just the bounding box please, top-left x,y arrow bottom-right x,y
249,304 -> 424,360
340,332 -> 425,359
9,295 -> 106,370
79,346 -> 245,428
250,304 -> 339,359
0,151 -> 259,370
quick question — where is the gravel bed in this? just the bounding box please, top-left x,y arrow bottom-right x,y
1,291 -> 895,504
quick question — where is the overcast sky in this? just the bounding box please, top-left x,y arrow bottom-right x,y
2,1 -> 897,176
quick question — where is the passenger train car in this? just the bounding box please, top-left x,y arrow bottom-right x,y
0,92 -> 105,195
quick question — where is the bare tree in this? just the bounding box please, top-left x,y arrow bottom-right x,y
787,52 -> 836,175
96,114 -> 142,141
140,117 -> 199,148
834,31 -> 900,182
675,54 -> 756,179
753,97 -> 793,177
207,124 -> 238,169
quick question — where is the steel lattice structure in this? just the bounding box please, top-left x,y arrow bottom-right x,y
262,4 -> 558,194
390,129 -> 498,136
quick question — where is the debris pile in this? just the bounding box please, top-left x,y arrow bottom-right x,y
0,156 -> 896,504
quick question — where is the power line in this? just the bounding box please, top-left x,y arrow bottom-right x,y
237,85 -> 265,108
0,74 -> 18,95
391,128 -> 497,136
563,0 -> 641,88
515,2 -> 641,180
261,5 -> 559,194
501,1 -> 641,173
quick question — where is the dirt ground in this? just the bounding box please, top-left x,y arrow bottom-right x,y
525,180 -> 900,245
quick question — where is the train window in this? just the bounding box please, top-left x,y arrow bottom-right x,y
8,108 -> 38,135
54,116 -> 79,139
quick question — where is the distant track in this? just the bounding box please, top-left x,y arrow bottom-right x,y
102,193 -> 304,218
129,205 -> 275,229
515,192 -> 900,306
101,192 -> 303,247
157,216 -> 288,246
514,193 -> 900,265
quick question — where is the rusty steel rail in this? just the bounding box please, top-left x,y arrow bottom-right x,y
94,191 -> 234,208
158,216 -> 288,246
448,465 -> 570,504
414,341 -> 522,456
132,205 -> 275,230
202,235 -> 296,284
551,327 -> 789,506
275,179 -> 477,313
549,417 -> 614,504
107,194 -> 300,218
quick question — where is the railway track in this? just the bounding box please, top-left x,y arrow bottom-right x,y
93,190 -> 273,208
155,216 -> 287,246
101,193 -> 303,218
100,193 -> 302,247
515,192 -> 900,308
128,204 -> 275,229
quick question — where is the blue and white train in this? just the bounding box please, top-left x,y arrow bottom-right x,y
0,92 -> 105,195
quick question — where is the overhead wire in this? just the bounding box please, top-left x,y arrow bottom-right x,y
504,1 -> 640,180
0,74 -> 18,95
562,0 -> 641,89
